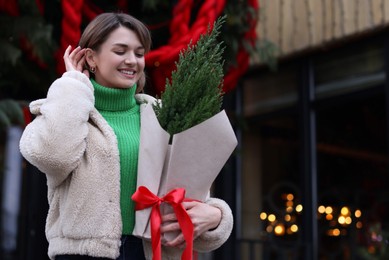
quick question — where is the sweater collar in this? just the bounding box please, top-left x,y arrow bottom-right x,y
92,79 -> 137,112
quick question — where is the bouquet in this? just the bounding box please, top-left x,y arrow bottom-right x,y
132,16 -> 237,260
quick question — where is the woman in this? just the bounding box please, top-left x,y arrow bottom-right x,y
19,12 -> 233,260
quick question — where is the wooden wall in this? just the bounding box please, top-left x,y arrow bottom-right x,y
257,0 -> 389,57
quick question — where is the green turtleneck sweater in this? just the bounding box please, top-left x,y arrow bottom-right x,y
91,79 -> 140,235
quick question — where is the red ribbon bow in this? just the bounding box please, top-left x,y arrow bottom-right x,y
131,186 -> 194,260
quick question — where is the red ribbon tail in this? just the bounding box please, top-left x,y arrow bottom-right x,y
150,204 -> 162,260
173,204 -> 194,260
132,186 -> 163,260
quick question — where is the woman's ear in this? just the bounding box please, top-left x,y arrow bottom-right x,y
84,48 -> 96,69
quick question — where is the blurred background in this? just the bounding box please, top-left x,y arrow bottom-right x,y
1,0 -> 389,259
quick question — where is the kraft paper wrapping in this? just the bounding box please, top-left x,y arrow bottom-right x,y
132,103 -> 238,240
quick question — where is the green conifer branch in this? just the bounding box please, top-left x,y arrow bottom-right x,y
153,16 -> 226,140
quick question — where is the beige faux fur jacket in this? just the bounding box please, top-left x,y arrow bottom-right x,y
19,71 -> 233,260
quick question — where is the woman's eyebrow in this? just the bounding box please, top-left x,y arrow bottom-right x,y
112,43 -> 145,50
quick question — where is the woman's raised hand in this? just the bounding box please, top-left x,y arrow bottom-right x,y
63,45 -> 89,77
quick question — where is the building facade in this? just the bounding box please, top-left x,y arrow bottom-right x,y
234,1 -> 389,259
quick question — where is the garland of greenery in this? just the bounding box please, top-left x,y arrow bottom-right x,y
153,16 -> 225,140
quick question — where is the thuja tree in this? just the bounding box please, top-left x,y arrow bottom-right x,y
153,16 -> 226,139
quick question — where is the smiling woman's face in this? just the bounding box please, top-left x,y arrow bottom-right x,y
88,26 -> 145,89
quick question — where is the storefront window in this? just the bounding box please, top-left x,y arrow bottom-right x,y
241,35 -> 389,260
258,116 -> 302,258
316,93 -> 389,259
241,114 -> 302,259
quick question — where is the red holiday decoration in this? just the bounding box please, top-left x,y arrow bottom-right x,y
35,0 -> 44,14
146,0 -> 226,94
0,0 -> 19,16
2,0 -> 259,94
56,0 -> 85,74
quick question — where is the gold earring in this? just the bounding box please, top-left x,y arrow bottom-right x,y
90,67 -> 96,73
